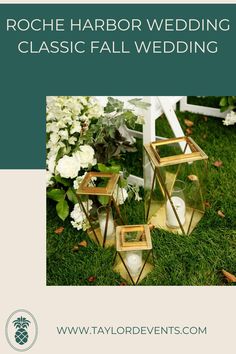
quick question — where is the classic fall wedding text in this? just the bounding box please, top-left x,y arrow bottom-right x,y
5,17 -> 231,55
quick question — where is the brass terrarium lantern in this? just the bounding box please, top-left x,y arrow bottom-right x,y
113,224 -> 154,285
76,171 -> 125,248
144,137 -> 208,235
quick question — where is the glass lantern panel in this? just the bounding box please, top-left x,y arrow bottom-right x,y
145,159 -> 207,235
122,228 -> 146,244
90,176 -> 110,188
151,138 -> 200,164
114,249 -> 153,284
154,140 -> 184,159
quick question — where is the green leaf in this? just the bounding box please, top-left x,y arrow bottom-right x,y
115,111 -> 137,129
98,195 -> 109,206
119,177 -> 128,188
219,97 -> 227,107
104,97 -> 124,113
220,106 -> 229,112
97,163 -> 108,172
54,175 -> 71,187
56,147 -> 66,162
122,169 -> 130,179
110,165 -> 121,173
56,199 -> 69,221
47,189 -> 65,202
128,98 -> 151,110
67,188 -> 78,204
97,163 -> 120,173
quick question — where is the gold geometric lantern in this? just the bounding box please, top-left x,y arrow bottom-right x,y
76,171 -> 125,248
144,137 -> 208,235
113,224 -> 154,285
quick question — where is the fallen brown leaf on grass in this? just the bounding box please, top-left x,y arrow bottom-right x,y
188,174 -> 198,181
88,276 -> 96,283
217,210 -> 225,218
79,240 -> 88,247
204,201 -> 211,208
213,160 -> 223,168
222,269 -> 236,282
54,226 -> 64,234
72,240 -> 88,252
184,119 -> 194,127
203,116 -> 208,122
185,128 -> 193,135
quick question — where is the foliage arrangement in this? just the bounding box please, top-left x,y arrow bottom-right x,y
46,96 -> 148,228
47,105 -> 236,286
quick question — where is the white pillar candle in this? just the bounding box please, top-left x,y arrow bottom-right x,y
125,251 -> 142,277
166,196 -> 186,228
98,214 -> 115,240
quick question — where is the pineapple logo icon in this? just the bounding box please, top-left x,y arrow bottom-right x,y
13,316 -> 31,346
5,309 -> 38,351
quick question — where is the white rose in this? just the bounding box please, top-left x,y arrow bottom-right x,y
56,155 -> 81,179
74,145 -> 96,168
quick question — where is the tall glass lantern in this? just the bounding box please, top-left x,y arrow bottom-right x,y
144,137 -> 208,235
113,224 -> 154,285
76,172 -> 125,248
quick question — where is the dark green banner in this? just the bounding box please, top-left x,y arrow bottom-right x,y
0,4 -> 235,168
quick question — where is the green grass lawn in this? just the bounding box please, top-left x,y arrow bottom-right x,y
47,105 -> 236,286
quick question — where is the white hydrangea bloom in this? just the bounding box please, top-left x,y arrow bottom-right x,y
58,129 -> 69,141
56,155 -> 81,179
113,186 -> 128,205
87,102 -> 104,118
50,132 -> 60,145
223,110 -> 236,126
73,173 -> 86,190
46,171 -> 54,187
70,121 -> 81,134
46,141 -> 60,155
73,174 -> 97,190
46,122 -> 60,133
47,155 -> 57,174
68,136 -> 77,145
136,115 -> 145,124
70,200 -> 93,231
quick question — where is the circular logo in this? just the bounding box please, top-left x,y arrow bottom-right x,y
5,310 -> 38,352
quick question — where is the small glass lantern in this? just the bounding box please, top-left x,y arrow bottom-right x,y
76,171 -> 125,248
144,137 -> 208,235
113,224 -> 154,285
